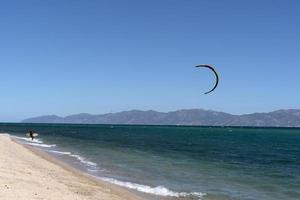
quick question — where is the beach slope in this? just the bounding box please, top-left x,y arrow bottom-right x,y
0,134 -> 142,200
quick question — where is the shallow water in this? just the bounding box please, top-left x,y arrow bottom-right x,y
2,123 -> 300,200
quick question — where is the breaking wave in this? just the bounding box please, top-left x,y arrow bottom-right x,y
101,177 -> 206,199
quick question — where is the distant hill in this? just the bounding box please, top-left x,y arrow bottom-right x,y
22,109 -> 300,127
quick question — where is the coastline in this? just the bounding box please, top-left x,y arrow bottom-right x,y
0,134 -> 144,200
1,124 -> 299,200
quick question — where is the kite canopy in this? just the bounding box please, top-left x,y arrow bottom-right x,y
195,64 -> 219,94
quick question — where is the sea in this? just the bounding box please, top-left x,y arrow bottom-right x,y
1,123 -> 299,200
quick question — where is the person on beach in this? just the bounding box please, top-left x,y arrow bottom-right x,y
29,130 -> 34,140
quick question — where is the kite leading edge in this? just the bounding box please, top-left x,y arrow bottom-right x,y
195,64 -> 219,94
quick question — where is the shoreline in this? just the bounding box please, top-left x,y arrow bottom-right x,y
0,134 -> 144,200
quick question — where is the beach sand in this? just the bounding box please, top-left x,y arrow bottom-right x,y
0,134 -> 143,200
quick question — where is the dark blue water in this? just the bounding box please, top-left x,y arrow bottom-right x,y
1,123 -> 300,200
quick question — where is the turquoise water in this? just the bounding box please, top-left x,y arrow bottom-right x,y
1,123 -> 300,200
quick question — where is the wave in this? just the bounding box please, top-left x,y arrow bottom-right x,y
14,135 -> 97,169
25,142 -> 56,148
13,136 -> 44,144
48,150 -> 72,155
69,154 -> 97,167
46,149 -> 204,199
12,135 -> 97,169
101,177 -> 205,199
12,136 -> 56,148
12,134 -> 204,199
48,150 -> 97,167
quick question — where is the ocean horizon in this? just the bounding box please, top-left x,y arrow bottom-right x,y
1,123 -> 300,200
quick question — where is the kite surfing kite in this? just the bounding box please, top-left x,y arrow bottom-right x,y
195,64 -> 219,94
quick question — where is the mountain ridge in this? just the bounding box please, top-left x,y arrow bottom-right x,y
22,109 -> 300,127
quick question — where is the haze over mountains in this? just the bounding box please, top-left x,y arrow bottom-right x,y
22,109 -> 300,127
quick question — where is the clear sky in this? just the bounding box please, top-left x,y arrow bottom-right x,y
0,0 -> 300,121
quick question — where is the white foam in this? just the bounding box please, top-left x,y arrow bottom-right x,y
48,150 -> 72,155
48,150 -> 97,167
101,177 -> 205,199
24,142 -> 56,148
12,135 -> 56,148
13,136 -> 43,144
69,154 -> 97,167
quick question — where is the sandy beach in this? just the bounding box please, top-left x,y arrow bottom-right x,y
0,134 -> 143,200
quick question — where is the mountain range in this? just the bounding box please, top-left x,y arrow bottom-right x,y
22,109 -> 300,127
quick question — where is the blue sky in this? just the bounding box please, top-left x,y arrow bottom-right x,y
0,0 -> 300,121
